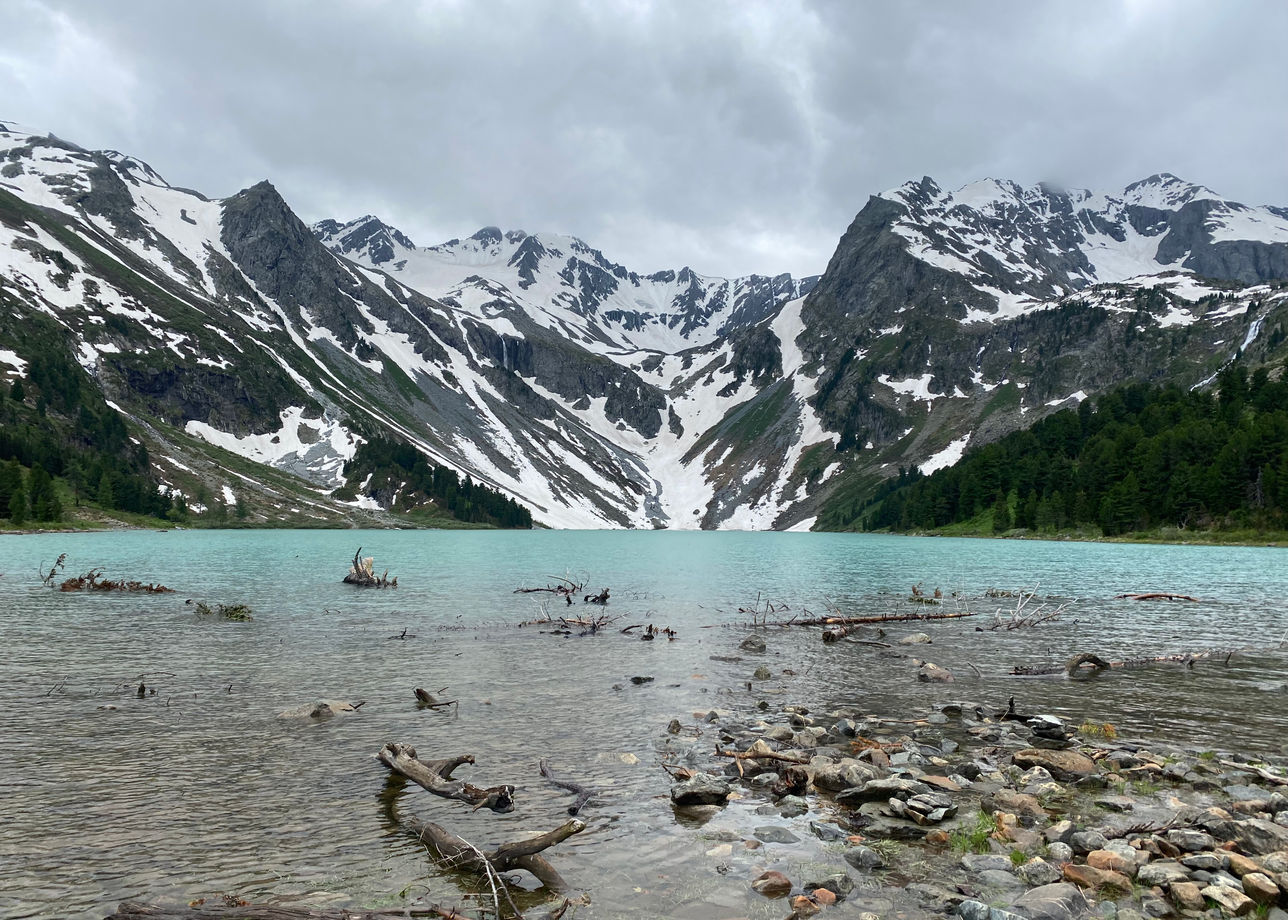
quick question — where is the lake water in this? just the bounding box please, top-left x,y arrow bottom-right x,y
1,530 -> 1286,919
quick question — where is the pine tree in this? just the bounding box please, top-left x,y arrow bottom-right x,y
96,471 -> 114,508
8,486 -> 28,525
991,491 -> 1011,533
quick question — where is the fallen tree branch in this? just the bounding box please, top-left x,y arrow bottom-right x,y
715,740 -> 810,777
515,575 -> 586,597
404,813 -> 586,894
376,743 -> 514,812
718,609 -> 976,632
59,567 -> 174,593
539,759 -> 597,815
102,903 -> 408,919
1011,649 -> 1233,677
1115,592 -> 1200,602
1217,759 -> 1288,786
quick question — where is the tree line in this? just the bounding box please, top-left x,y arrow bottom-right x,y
341,436 -> 532,528
0,333 -> 172,525
830,365 -> 1288,536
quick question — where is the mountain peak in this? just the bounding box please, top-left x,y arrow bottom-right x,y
312,214 -> 414,264
1121,173 -> 1218,209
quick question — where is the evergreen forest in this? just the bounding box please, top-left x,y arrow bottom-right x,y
826,366 -> 1288,538
339,436 -> 533,528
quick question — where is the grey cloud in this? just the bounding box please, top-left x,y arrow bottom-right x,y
1,0 -> 1285,278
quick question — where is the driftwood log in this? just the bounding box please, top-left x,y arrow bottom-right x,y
1115,592 -> 1200,602
377,745 -> 587,900
514,576 -> 585,597
377,743 -> 514,812
102,903 -> 406,920
539,759 -> 597,815
401,815 -> 585,894
715,739 -> 810,777
1012,649 -> 1232,677
816,610 -> 976,642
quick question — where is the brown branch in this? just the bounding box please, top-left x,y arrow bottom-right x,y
1011,649 -> 1234,677
407,817 -> 585,893
1217,759 -> 1288,786
728,609 -> 977,631
539,759 -> 597,815
715,742 -> 810,767
1115,592 -> 1200,602
376,743 -> 514,812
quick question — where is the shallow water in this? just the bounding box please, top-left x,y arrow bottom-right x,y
1,530 -> 1285,919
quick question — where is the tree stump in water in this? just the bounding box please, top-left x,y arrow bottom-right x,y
342,546 -> 396,588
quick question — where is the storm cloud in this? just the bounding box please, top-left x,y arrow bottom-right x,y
2,0 -> 1285,277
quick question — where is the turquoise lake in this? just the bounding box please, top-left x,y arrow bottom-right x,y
1,530 -> 1286,919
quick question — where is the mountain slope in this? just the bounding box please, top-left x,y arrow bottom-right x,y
2,121 -> 1286,530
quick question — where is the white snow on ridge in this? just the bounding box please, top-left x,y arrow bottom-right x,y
185,407 -> 357,486
0,349 -> 27,374
882,173 -> 1288,309
1206,203 -> 1288,244
920,434 -> 971,475
880,373 -> 938,402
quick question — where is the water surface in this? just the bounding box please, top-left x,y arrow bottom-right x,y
1,530 -> 1285,919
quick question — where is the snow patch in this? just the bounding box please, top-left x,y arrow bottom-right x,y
0,349 -> 27,374
920,434 -> 971,475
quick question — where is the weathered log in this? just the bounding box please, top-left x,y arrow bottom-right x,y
1011,649 -> 1229,677
539,759 -> 597,815
715,740 -> 810,777
376,743 -> 514,812
59,567 -> 174,593
102,903 -> 406,919
404,815 -> 585,893
1115,592 -> 1200,602
714,743 -> 810,766
1218,759 -> 1288,786
414,688 -> 458,710
515,576 -> 585,595
822,622 -> 866,643
719,609 -> 976,631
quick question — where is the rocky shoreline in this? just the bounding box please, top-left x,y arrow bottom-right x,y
664,649 -> 1288,920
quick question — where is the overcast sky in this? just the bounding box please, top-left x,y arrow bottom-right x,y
2,0 -> 1286,278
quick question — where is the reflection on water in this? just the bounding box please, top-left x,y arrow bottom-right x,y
1,530 -> 1285,918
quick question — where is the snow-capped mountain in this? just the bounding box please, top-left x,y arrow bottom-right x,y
877,173 -> 1288,321
314,217 -> 814,354
2,121 -> 1285,529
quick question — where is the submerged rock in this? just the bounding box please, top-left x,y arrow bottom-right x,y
751,869 -> 793,898
918,662 -> 955,683
277,699 -> 361,720
1010,882 -> 1087,920
671,773 -> 731,806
